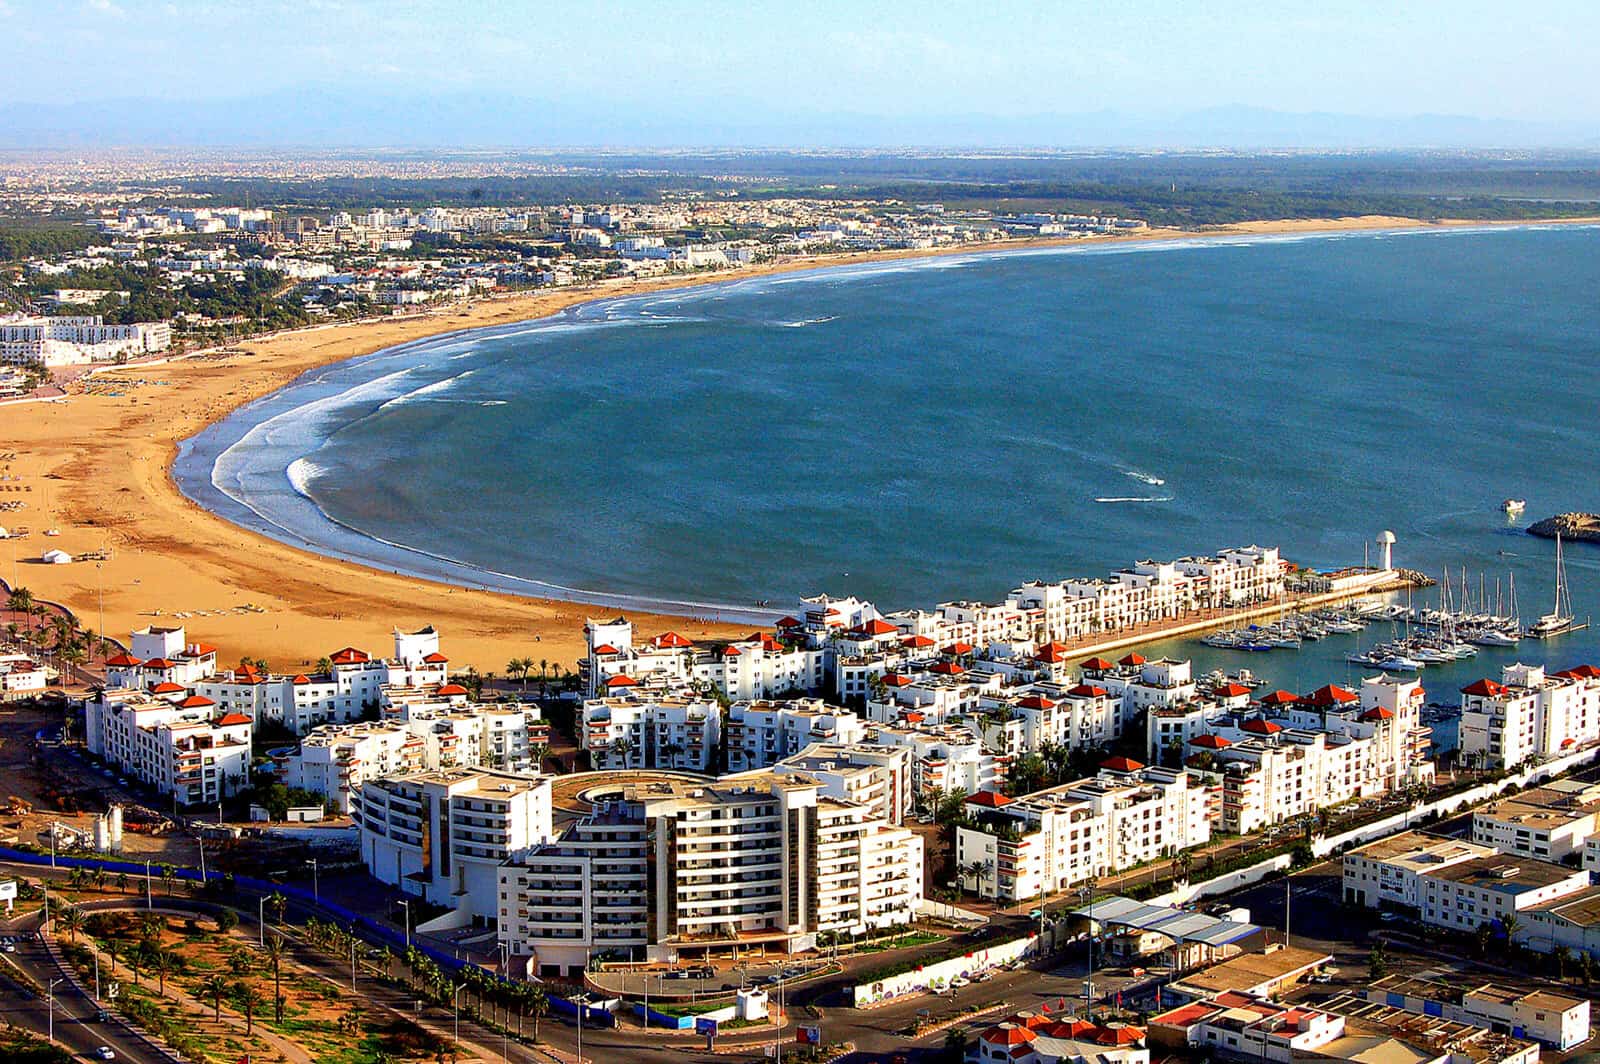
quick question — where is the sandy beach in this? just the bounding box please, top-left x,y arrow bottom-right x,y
3,213 -> 1592,674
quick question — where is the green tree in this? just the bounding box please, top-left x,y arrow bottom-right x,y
525,985 -> 548,1042
1368,942 -> 1389,980
233,981 -> 263,1035
57,905 -> 85,943
944,1025 -> 971,1062
200,973 -> 229,1020
264,935 -> 287,1022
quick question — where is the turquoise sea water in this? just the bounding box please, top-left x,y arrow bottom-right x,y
176,224 -> 1600,697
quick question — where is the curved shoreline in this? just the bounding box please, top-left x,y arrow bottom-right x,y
10,213 -> 1597,672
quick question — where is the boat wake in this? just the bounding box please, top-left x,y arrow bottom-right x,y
1123,470 -> 1166,486
773,315 -> 838,328
1095,495 -> 1174,504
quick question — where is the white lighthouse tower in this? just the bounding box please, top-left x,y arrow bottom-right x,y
1376,530 -> 1396,572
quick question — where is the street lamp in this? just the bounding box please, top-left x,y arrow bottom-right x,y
398,899 -> 412,948
48,977 -> 62,1043
305,858 -> 319,902
453,981 -> 464,1050
258,895 -> 267,947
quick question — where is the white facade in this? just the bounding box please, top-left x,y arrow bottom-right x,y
0,654 -> 48,698
84,688 -> 252,806
1459,664 -> 1600,770
0,314 -> 171,367
725,698 -> 865,771
581,695 -> 721,771
353,769 -> 553,922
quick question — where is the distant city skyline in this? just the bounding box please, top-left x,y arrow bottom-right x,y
1,0 -> 1597,148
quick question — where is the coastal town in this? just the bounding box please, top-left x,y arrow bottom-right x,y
4,2 -> 1600,1059
6,524 -> 1600,1064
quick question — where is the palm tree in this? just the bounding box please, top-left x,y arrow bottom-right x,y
160,864 -> 178,897
138,911 -> 163,942
233,981 -> 263,1035
610,736 -> 634,768
115,871 -> 129,894
58,905 -> 86,943
264,935 -> 287,1022
106,935 -> 121,973
1175,850 -> 1194,884
1500,912 -> 1522,959
201,973 -> 228,1020
93,867 -> 108,894
525,985 -> 548,1042
529,742 -> 549,773
153,949 -> 173,995
266,891 -> 287,924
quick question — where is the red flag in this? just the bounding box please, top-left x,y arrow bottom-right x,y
1042,1002 -> 1052,1014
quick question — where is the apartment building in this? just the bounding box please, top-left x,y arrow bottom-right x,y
582,618 -> 826,700
193,627 -> 450,733
999,683 -> 1121,753
497,771 -> 922,974
971,1014 -> 1150,1064
1,314 -> 171,367
767,742 -> 913,824
581,695 -> 721,771
104,625 -> 219,689
1471,780 -> 1600,863
1342,832 -> 1590,935
280,700 -> 546,813
84,688 -> 252,806
1459,662 -> 1600,769
353,769 -> 553,923
870,722 -> 1009,803
725,698 -> 865,771
956,761 -> 1211,903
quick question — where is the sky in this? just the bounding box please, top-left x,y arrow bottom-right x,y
1,0 -> 1597,146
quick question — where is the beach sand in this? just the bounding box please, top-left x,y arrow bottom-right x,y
2,214 -> 1591,674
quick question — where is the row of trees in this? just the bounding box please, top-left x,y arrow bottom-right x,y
301,915 -> 551,1042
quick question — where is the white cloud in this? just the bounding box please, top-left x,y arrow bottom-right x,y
86,0 -> 126,15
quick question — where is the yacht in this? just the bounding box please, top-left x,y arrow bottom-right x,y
1527,532 -> 1585,638
1503,498 -> 1527,516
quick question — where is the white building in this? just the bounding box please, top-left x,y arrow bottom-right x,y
353,769 -> 553,925
725,699 -> 865,771
1361,974 -> 1590,1051
84,688 -> 252,807
1459,663 -> 1600,770
1471,780 -> 1600,863
104,625 -> 219,689
497,770 -> 922,974
0,654 -> 48,699
956,759 -> 1212,903
0,314 -> 171,367
583,618 -> 825,701
581,694 -> 721,771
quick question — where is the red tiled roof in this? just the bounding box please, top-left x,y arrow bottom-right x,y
1241,718 -> 1283,735
882,673 -> 913,687
1302,683 -> 1358,706
1216,682 -> 1252,698
142,658 -> 176,669
966,790 -> 1012,808
1080,656 -> 1114,670
1017,695 -> 1056,710
1037,642 -> 1071,663
216,712 -> 252,726
1090,1024 -> 1145,1046
1067,683 -> 1108,698
1191,734 -> 1232,749
1571,664 -> 1600,679
436,683 -> 469,696
329,647 -> 370,665
292,674 -> 312,684
1100,755 -> 1145,773
150,681 -> 185,694
856,618 -> 898,636
721,645 -> 742,656
929,661 -> 965,676
605,674 -> 638,688
980,1024 -> 1036,1046
1360,707 -> 1395,722
943,642 -> 975,655
1259,689 -> 1299,706
592,644 -> 619,655
653,631 -> 692,648
190,643 -> 218,655
1461,678 -> 1506,697
775,616 -> 802,628
105,653 -> 141,667
1118,653 -> 1147,667
902,634 -> 936,648
177,694 -> 214,708
422,652 -> 449,663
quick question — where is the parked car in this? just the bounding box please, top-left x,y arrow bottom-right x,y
94,1049 -> 116,1061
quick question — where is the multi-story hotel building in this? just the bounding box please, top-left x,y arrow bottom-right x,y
84,688 -> 252,807
353,769 -> 553,923
724,698 -> 865,771
497,771 -> 922,975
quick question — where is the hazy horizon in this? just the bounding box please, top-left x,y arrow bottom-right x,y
2,0 -> 1598,150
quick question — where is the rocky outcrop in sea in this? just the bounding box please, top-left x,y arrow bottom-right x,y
1528,512 -> 1600,542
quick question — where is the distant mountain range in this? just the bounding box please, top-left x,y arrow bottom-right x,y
3,92 -> 1596,151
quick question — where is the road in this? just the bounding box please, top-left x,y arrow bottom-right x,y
0,929 -> 170,1064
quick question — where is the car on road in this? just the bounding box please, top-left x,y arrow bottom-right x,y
781,966 -> 803,979
94,1048 -> 116,1061
950,976 -> 971,989
1,943 -> 14,953
1308,972 -> 1334,984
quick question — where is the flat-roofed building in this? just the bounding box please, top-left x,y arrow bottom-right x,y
1362,974 -> 1590,1050
1471,780 -> 1600,862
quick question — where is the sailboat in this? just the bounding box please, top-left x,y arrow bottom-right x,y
1526,533 -> 1585,638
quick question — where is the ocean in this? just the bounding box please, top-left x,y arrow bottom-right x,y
175,223 -> 1600,706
